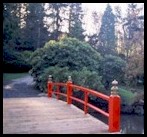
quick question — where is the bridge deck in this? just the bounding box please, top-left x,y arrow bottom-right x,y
3,97 -> 116,134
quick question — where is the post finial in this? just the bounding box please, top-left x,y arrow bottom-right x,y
48,75 -> 52,81
111,79 -> 118,95
68,76 -> 72,82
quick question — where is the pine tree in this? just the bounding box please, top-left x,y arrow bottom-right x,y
46,3 -> 68,40
23,3 -> 49,50
68,3 -> 85,41
98,4 -> 116,56
3,3 -> 22,49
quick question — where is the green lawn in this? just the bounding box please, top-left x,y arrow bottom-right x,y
118,87 -> 136,105
3,73 -> 29,81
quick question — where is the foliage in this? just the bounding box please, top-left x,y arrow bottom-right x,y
122,3 -> 144,86
99,55 -> 126,88
23,3 -> 49,50
3,3 -> 23,50
46,3 -> 68,40
3,3 -> 35,72
21,50 -> 33,62
3,46 -> 32,72
29,37 -> 103,92
3,3 -> 144,91
97,4 -> 116,56
30,37 -> 102,71
68,3 -> 85,41
124,53 -> 144,86
118,86 -> 143,105
34,66 -> 103,92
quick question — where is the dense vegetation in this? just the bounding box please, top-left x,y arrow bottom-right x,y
3,3 -> 144,106
29,37 -> 104,92
3,46 -> 32,72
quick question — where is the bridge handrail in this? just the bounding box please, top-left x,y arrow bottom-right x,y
47,75 -> 120,132
71,84 -> 109,101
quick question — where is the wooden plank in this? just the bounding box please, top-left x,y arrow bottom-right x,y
3,97 -> 119,134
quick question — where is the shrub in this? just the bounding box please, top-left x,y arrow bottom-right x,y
3,46 -> 32,72
99,54 -> 126,89
36,66 -> 104,92
29,37 -> 104,93
30,38 -> 102,71
21,50 -> 33,61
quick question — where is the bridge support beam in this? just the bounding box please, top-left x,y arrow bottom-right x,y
109,80 -> 120,132
84,91 -> 88,114
48,75 -> 53,97
67,76 -> 72,104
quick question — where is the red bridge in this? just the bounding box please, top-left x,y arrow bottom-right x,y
3,75 -> 120,134
48,75 -> 121,133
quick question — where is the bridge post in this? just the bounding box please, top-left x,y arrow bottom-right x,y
84,91 -> 88,114
67,76 -> 72,104
109,80 -> 120,132
48,75 -> 53,98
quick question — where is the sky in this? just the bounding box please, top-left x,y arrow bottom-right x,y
82,3 -> 144,16
82,3 -> 144,35
82,3 -> 128,35
82,3 -> 127,13
44,3 -> 144,35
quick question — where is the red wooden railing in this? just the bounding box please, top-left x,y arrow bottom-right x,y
47,75 -> 120,132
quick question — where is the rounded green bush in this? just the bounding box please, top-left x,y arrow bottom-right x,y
29,37 -> 104,92
99,54 -> 126,85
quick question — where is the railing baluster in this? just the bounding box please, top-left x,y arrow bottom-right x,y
84,91 -> 88,114
57,85 -> 60,100
48,75 -> 53,97
67,76 -> 72,104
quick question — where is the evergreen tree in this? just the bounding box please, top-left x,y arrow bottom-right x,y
3,3 -> 32,72
23,3 -> 49,50
123,3 -> 144,86
46,3 -> 68,40
68,3 -> 85,41
98,4 -> 116,56
3,3 -> 22,49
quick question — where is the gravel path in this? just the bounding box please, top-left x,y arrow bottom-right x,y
3,75 -> 47,98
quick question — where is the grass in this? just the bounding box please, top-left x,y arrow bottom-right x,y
118,87 -> 136,105
3,73 -> 29,81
